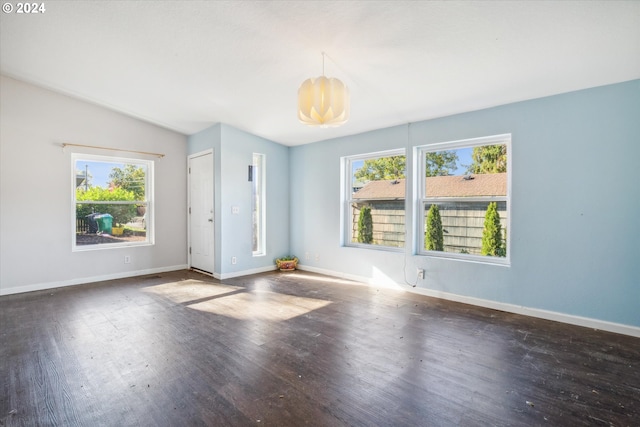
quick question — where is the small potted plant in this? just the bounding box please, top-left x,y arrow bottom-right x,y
275,255 -> 298,271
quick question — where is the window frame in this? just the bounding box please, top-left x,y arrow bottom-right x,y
341,148 -> 406,252
71,153 -> 154,252
251,153 -> 266,257
415,134 -> 511,265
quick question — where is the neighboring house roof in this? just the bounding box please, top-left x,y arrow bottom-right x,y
352,173 -> 506,200
426,173 -> 506,197
353,178 -> 405,200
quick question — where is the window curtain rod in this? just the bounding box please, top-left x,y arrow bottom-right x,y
62,143 -> 165,158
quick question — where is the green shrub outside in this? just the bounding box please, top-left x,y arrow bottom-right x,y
481,202 -> 505,257
357,206 -> 373,244
425,204 -> 444,251
76,187 -> 137,226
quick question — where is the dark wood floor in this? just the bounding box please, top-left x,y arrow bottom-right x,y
1,270 -> 639,426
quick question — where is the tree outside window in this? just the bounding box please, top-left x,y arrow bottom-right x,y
72,154 -> 153,250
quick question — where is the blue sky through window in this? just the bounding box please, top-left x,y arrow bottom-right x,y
76,160 -> 125,188
453,147 -> 473,175
351,148 -> 473,182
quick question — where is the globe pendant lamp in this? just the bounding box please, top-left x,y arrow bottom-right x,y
298,52 -> 350,127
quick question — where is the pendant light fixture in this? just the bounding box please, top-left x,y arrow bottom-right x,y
298,52 -> 350,127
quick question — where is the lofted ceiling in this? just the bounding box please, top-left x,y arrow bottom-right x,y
1,1 -> 639,146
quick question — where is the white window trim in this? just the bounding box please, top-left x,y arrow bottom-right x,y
415,134 -> 511,266
341,148 -> 406,252
252,153 -> 266,257
71,153 -> 154,252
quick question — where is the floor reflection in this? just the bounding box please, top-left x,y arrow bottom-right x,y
142,279 -> 242,304
189,289 -> 331,321
142,278 -> 332,321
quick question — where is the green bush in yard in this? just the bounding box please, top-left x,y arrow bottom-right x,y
481,202 -> 505,257
76,187 -> 137,226
425,204 -> 444,251
357,206 -> 373,244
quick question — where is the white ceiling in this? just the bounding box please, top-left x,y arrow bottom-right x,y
1,1 -> 639,146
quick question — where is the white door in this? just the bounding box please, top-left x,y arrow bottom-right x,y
189,151 -> 215,274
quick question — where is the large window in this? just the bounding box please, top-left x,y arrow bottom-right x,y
416,135 -> 510,264
72,153 -> 153,251
342,149 -> 406,250
252,153 -> 266,256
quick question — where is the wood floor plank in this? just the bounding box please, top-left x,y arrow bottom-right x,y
1,269 -> 639,426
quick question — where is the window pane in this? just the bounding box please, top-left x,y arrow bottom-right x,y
424,201 -> 507,256
419,139 -> 509,261
349,153 -> 405,248
74,157 -> 150,249
350,201 -> 405,248
75,203 -> 147,246
252,153 -> 265,255
424,145 -> 507,197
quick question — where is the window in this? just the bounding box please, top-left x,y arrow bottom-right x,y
72,153 -> 153,251
252,153 -> 266,256
416,135 -> 510,264
342,149 -> 406,250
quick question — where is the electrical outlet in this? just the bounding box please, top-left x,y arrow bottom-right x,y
231,206 -> 239,214
315,253 -> 319,262
417,268 -> 424,279
231,256 -> 237,265
305,252 -> 310,260
124,255 -> 131,264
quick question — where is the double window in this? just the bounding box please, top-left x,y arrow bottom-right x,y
72,153 -> 153,251
341,134 -> 510,265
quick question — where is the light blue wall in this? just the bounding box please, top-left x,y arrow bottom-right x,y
188,123 -> 222,155
219,125 -> 290,273
188,123 -> 223,272
187,124 -> 289,276
290,80 -> 640,327
289,125 -> 410,278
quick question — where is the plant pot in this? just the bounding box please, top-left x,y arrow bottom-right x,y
111,226 -> 124,236
276,259 -> 297,271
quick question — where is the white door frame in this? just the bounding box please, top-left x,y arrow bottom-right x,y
187,149 -> 215,275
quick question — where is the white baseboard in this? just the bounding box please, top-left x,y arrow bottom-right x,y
296,265 -> 640,338
216,265 -> 277,280
5,263 -> 638,338
0,264 -> 188,296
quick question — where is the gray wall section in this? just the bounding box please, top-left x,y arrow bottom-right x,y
0,76 -> 188,294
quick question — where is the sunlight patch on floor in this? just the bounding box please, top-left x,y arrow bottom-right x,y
142,280 -> 242,304
188,289 -> 332,321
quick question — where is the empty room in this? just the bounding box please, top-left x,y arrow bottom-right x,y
1,1 -> 639,425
